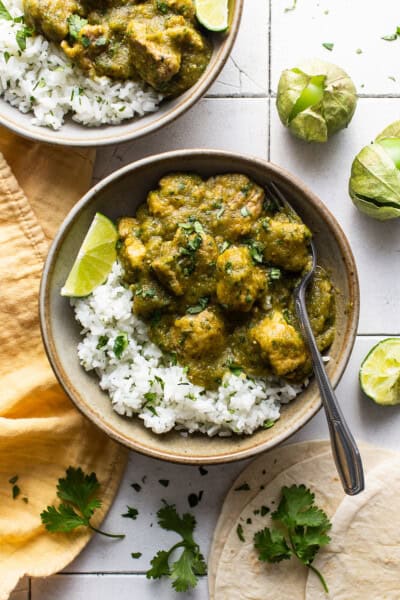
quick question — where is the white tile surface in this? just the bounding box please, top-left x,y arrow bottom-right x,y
93,97 -> 269,182
32,575 -> 208,599
210,0 -> 269,96
16,1 -> 400,598
271,0 -> 400,96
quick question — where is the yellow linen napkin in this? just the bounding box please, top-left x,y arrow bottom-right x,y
0,129 -> 128,600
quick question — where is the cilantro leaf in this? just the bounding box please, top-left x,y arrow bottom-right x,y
253,485 -> 331,593
146,503 -> 205,592
68,14 -> 88,39
157,503 -> 196,546
40,503 -> 87,532
40,467 -> 124,539
254,527 -> 292,562
57,467 -> 101,520
147,550 -> 171,579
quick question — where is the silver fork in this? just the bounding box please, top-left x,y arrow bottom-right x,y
266,182 -> 364,496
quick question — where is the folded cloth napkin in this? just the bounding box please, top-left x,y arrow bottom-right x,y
0,128 -> 128,600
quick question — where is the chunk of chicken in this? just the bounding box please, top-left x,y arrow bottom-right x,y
205,174 -> 265,240
133,280 -> 172,318
251,310 -> 308,377
216,246 -> 266,312
152,226 -> 217,296
23,0 -> 79,41
127,15 -> 182,90
261,213 -> 311,272
172,309 -> 225,357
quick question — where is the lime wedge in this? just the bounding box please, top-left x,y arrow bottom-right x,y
195,0 -> 229,32
61,213 -> 118,297
360,338 -> 400,406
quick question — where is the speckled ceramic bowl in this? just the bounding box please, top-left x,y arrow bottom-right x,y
40,150 -> 359,464
0,1 -> 242,147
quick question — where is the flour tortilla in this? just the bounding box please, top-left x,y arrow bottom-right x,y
213,447 -> 395,600
208,440 -> 331,597
305,457 -> 400,600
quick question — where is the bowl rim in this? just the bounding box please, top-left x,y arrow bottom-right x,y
40,149 -> 360,464
0,1 -> 243,147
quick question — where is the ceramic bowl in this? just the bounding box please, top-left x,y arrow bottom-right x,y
40,150 -> 360,464
0,1 -> 242,147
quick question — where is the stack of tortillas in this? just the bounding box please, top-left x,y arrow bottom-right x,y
209,440 -> 400,599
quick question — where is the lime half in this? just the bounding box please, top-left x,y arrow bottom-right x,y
360,338 -> 400,406
195,0 -> 229,31
61,213 -> 118,297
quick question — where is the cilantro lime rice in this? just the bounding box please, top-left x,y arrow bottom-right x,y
72,262 -> 305,436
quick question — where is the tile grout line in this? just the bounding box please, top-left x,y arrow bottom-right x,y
267,0 -> 272,160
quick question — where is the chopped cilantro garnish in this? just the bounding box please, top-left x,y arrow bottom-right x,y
234,482 -> 250,492
0,1 -> 11,20
16,25 -> 34,51
159,479 -> 170,488
188,491 -> 203,508
68,14 -> 88,40
322,42 -> 334,51
187,296 -> 209,315
122,506 -> 139,520
236,523 -> 245,542
131,483 -> 142,492
113,333 -> 128,359
131,552 -> 142,559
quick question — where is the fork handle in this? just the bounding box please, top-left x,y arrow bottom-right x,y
295,292 -> 365,496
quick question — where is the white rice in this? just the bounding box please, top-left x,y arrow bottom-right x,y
72,262 -> 305,437
0,0 -> 162,129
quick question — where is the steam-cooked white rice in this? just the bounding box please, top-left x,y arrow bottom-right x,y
72,262 -> 305,437
0,0 -> 162,129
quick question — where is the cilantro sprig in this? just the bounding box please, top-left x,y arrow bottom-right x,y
146,503 -> 206,592
253,485 -> 331,593
40,467 -> 125,539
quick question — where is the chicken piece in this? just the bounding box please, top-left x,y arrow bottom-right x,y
151,240 -> 185,295
152,225 -> 217,296
162,0 -> 196,21
118,217 -> 139,240
205,174 -> 264,240
147,174 -> 204,218
23,0 -> 79,41
127,15 -> 182,90
216,246 -> 266,312
120,236 -> 146,274
260,212 -> 311,272
172,309 -> 225,357
250,311 -> 308,377
133,279 -> 172,318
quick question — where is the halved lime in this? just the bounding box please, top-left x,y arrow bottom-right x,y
61,213 -> 118,297
195,0 -> 229,32
360,338 -> 400,406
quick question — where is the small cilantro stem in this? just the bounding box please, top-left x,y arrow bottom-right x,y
308,564 -> 329,594
89,524 -> 125,539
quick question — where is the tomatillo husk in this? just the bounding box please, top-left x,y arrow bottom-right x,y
277,59 -> 357,143
350,121 -> 400,220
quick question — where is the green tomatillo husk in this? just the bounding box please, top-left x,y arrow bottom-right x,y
349,121 -> 400,220
277,59 -> 357,143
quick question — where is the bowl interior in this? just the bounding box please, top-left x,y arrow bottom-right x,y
41,151 -> 359,464
0,0 -> 241,146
